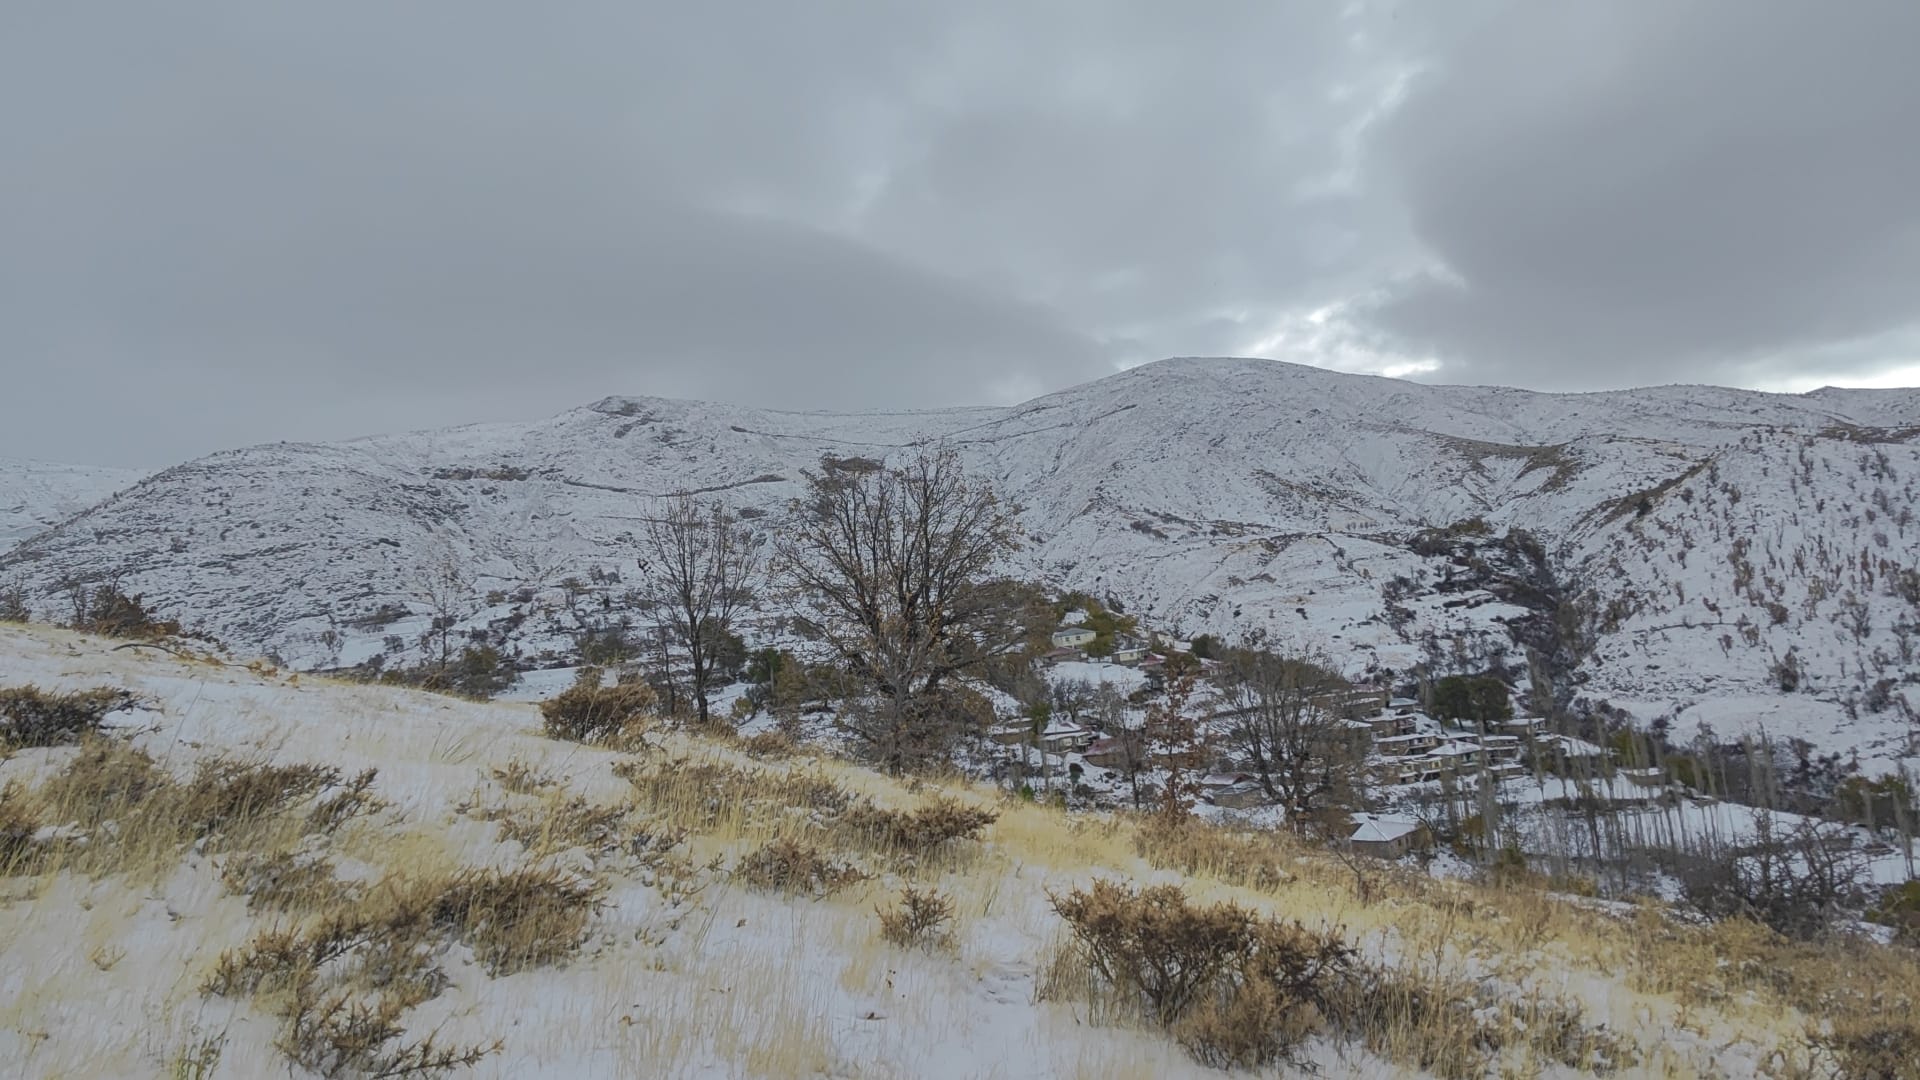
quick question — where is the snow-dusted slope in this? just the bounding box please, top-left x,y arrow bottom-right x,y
0,458 -> 144,550
5,357 -> 1917,759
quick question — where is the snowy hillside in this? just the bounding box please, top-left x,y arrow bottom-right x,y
0,623 -> 1886,1078
0,457 -> 144,550
4,357 -> 1917,763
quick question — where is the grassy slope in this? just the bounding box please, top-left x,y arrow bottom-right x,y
0,623 -> 1910,1079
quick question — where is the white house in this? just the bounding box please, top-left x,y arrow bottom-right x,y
1349,817 -> 1430,859
1050,626 -> 1096,650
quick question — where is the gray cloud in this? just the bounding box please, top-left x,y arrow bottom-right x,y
4,2 -> 1916,467
1360,1 -> 1920,388
0,2 -> 1415,466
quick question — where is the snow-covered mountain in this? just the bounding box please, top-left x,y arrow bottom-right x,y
6,358 -> 1918,763
0,457 -> 146,550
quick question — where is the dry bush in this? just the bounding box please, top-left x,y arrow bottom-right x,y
416,866 -> 605,975
877,886 -> 955,949
0,782 -> 43,874
221,849 -> 364,913
736,838 -> 865,897
489,759 -> 555,795
1321,964 -> 1639,1079
277,982 -> 499,1079
207,863 -> 596,1075
614,756 -> 853,830
1173,977 -> 1323,1071
1047,878 -> 1352,1067
485,794 -> 634,857
0,684 -> 133,748
16,741 -> 381,880
538,670 -> 657,745
1807,1011 -> 1920,1080
177,759 -> 343,838
840,796 -> 998,855
737,729 -> 798,759
305,769 -> 386,836
66,583 -> 180,639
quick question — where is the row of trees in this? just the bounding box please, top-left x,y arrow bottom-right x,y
593,449 -> 1029,768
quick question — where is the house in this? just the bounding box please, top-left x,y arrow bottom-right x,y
1496,716 -> 1547,737
1388,696 -> 1422,715
1083,736 -> 1139,770
1427,742 -> 1485,772
1040,721 -> 1094,754
1372,758 -> 1432,785
1373,732 -> 1440,757
1367,713 -> 1417,738
1348,818 -> 1431,859
1311,686 -> 1390,720
1050,626 -> 1097,650
1618,767 -> 1666,790
1487,761 -> 1528,781
1109,638 -> 1149,664
1478,734 -> 1524,763
987,724 -> 1032,747
1210,782 -> 1271,810
1039,646 -> 1085,666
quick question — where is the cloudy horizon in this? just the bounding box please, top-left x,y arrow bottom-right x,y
5,1 -> 1918,468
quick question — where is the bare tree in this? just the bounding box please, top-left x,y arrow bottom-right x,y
776,449 -> 1024,769
409,547 -> 476,672
1091,682 -> 1151,809
1146,669 -> 1206,819
1215,646 -> 1369,824
636,495 -> 762,728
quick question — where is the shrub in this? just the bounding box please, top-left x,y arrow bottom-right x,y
1808,1011 -> 1920,1080
539,669 -> 657,745
0,684 -> 133,748
1174,976 -> 1322,1070
737,729 -> 797,759
178,759 -> 343,840
276,984 -> 499,1079
0,783 -> 43,874
220,850 -> 363,913
423,866 -> 603,975
736,838 -> 864,897
1048,878 -> 1352,1041
877,886 -> 955,949
65,583 -> 179,639
22,742 -> 380,879
1871,880 -> 1920,943
840,796 -> 998,855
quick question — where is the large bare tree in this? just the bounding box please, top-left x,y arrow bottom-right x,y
1215,646 -> 1369,825
776,449 -> 1024,769
636,495 -> 762,727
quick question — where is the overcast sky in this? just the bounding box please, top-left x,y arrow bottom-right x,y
4,2 -> 1918,467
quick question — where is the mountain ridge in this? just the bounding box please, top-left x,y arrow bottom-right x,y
7,357 -> 1919,767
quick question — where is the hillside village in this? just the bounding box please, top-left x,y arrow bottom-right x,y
951,606 -> 1918,896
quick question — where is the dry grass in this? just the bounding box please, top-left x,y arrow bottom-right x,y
2,737 -> 384,883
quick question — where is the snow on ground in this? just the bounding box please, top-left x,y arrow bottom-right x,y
5,623 -> 1849,1078
0,625 -> 1399,1079
1046,660 -> 1147,694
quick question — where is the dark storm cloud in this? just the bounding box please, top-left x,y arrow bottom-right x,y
1360,1 -> 1920,388
0,1 -> 1409,466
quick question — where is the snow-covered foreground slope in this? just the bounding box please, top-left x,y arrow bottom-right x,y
4,357 -> 1917,762
0,625 -> 1875,1078
0,457 -> 144,550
